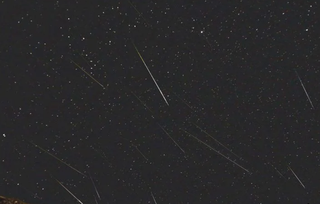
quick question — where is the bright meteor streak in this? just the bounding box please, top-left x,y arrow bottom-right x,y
295,69 -> 314,109
288,166 -> 305,189
131,40 -> 169,106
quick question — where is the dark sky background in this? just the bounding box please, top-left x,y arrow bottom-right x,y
1,0 -> 320,204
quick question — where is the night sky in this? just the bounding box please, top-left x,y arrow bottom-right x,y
1,1 -> 320,204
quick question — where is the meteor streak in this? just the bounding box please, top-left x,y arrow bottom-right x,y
76,51 -> 94,69
288,166 -> 305,189
150,192 -> 158,204
268,162 -> 285,178
182,129 -> 249,173
71,60 -> 106,89
94,195 -> 99,204
127,0 -> 152,27
295,69 -> 314,109
29,141 -> 86,177
170,91 -> 193,110
119,136 -> 149,162
133,144 -> 149,162
158,123 -> 185,154
130,90 -> 155,118
131,41 -> 169,106
55,178 -> 84,204
89,172 -> 101,200
192,122 -> 242,160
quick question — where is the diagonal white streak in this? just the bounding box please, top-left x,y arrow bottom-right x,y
158,123 -> 185,154
132,41 -> 169,106
55,179 -> 83,204
151,192 -> 158,204
295,70 -> 314,109
288,166 -> 305,189
192,122 -> 242,160
182,129 -> 250,173
89,173 -> 101,200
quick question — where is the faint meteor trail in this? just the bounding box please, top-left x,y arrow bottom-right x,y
170,90 -> 194,110
131,41 -> 169,106
89,172 -> 101,200
151,192 -> 158,204
71,60 -> 106,89
294,69 -> 314,109
192,122 -> 242,160
133,144 -> 149,162
29,141 -> 86,177
55,178 -> 84,204
119,136 -> 149,162
76,51 -> 96,70
158,123 -> 185,154
275,168 -> 285,178
130,90 -> 155,118
94,195 -> 99,204
288,166 -> 305,189
198,32 -> 213,51
268,162 -> 285,178
182,129 -> 250,173
127,0 -> 152,27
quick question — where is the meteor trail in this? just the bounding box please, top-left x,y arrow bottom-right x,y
89,172 -> 101,200
288,166 -> 305,189
29,141 -> 86,177
295,70 -> 314,109
192,122 -> 242,160
158,123 -> 185,154
130,90 -> 155,118
55,178 -> 84,204
268,162 -> 285,178
170,91 -> 193,110
182,129 -> 249,173
133,144 -> 149,162
119,136 -> 149,162
71,60 -> 106,89
127,0 -> 152,27
131,41 -> 169,106
94,195 -> 99,204
76,51 -> 94,68
150,192 -> 158,204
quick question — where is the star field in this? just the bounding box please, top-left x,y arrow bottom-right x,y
1,1 -> 320,203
